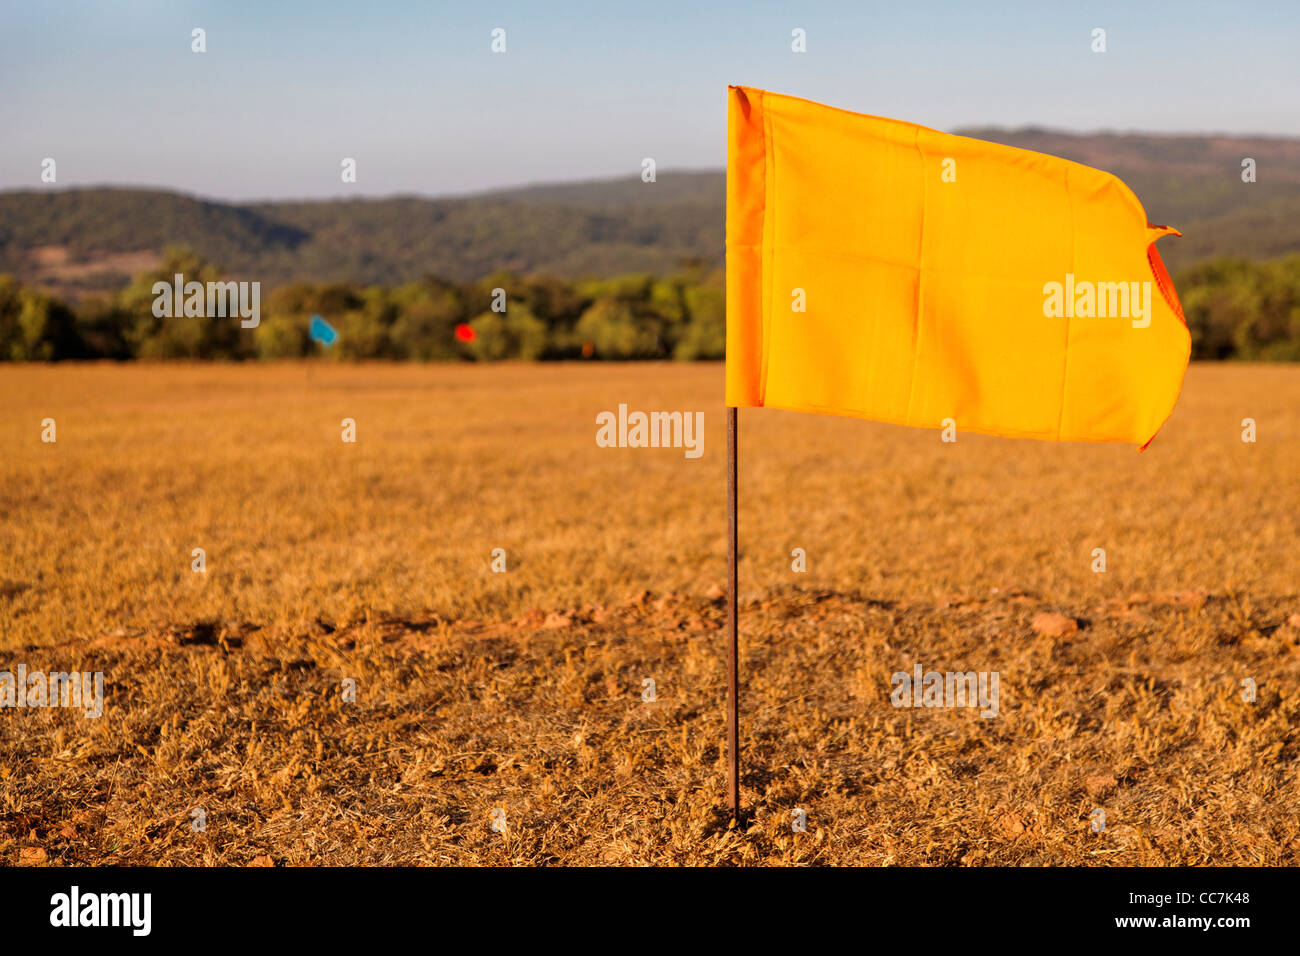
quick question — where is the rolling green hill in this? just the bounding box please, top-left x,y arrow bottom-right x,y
2,130 -> 1296,298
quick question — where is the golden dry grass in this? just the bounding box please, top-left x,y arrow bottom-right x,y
1,360 -> 1298,865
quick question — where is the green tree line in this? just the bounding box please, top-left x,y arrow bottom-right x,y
2,248 -> 1298,362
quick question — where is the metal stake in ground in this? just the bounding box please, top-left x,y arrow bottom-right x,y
726,406 -> 740,822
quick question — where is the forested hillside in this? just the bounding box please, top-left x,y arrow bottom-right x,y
2,129 -> 1296,298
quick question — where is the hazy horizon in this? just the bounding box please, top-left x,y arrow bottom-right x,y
6,122 -> 1299,206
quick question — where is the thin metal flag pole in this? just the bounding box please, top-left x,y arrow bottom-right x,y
726,406 -> 740,822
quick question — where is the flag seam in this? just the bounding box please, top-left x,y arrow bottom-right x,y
1056,165 -> 1076,442
760,95 -> 775,404
904,126 -> 927,429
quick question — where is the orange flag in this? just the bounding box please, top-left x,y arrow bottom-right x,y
725,86 -> 1190,448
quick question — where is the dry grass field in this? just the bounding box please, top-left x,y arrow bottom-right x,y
1,360 -> 1298,865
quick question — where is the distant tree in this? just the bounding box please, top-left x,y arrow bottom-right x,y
467,303 -> 547,360
73,294 -> 133,359
675,282 -> 725,360
1177,255 -> 1300,360
253,313 -> 312,359
389,282 -> 465,360
120,248 -> 249,359
575,298 -> 663,359
328,288 -> 400,360
0,276 -> 80,360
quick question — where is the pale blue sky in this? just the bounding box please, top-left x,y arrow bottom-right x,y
1,0 -> 1296,200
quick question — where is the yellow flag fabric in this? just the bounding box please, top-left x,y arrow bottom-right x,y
725,86 -> 1190,448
